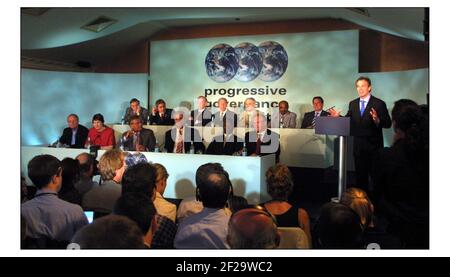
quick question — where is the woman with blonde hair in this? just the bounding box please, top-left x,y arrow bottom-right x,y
340,187 -> 401,248
153,163 -> 176,222
340,188 -> 374,229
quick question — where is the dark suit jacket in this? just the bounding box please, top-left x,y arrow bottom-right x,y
123,107 -> 150,124
244,129 -> 280,162
212,110 -> 238,129
301,110 -> 330,129
206,135 -> 243,155
345,95 -> 391,154
59,124 -> 89,149
190,109 -> 213,127
150,108 -> 175,126
119,128 -> 156,152
163,126 -> 205,153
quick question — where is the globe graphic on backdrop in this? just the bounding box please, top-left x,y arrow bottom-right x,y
205,43 -> 239,83
233,42 -> 263,82
258,41 -> 288,82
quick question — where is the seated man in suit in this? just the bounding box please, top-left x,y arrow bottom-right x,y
212,97 -> 238,128
206,123 -> 243,156
245,114 -> 280,162
271,100 -> 297,128
239,97 -> 262,128
301,96 -> 330,129
118,115 -> 156,152
190,96 -> 212,127
58,114 -> 89,148
123,98 -> 149,125
150,99 -> 175,126
163,111 -> 205,154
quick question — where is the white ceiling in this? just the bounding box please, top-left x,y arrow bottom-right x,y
21,7 -> 426,66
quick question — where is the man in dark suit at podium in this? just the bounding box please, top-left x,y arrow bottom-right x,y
329,76 -> 391,190
150,99 -> 175,126
59,114 -> 89,148
301,96 -> 330,129
245,114 -> 280,162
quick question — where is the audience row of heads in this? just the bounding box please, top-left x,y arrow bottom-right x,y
27,150 -> 384,249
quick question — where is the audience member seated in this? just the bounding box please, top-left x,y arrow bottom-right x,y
123,98 -> 149,125
176,196 -> 204,223
271,100 -> 297,128
59,157 -> 82,205
74,153 -> 99,197
82,149 -> 125,214
212,97 -> 238,128
153,163 -> 177,222
239,97 -> 262,128
341,187 -> 401,249
86,113 -> 115,150
114,193 -> 158,248
206,124 -> 243,156
245,113 -> 280,162
174,163 -> 232,249
227,206 -> 280,249
190,96 -> 212,127
121,162 -> 156,198
71,214 -> 145,249
121,162 -> 178,248
262,164 -> 311,242
21,155 -> 88,244
119,115 -> 156,151
150,99 -> 175,125
163,111 -> 205,154
58,113 -> 89,148
372,99 -> 429,249
300,96 -> 330,129
314,202 -> 364,249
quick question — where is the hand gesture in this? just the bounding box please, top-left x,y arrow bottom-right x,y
152,106 -> 157,115
328,108 -> 340,117
369,108 -> 380,124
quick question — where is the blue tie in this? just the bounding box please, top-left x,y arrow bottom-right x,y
360,100 -> 366,117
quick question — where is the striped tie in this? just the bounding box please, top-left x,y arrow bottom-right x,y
312,112 -> 319,128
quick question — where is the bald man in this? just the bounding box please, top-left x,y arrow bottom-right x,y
74,153 -> 98,196
227,207 -> 280,249
59,114 -> 89,148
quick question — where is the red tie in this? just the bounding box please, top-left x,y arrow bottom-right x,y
256,134 -> 261,155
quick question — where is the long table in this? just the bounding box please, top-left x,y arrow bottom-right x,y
111,124 -> 335,168
21,146 -> 275,204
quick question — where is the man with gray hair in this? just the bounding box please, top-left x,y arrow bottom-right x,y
58,114 -> 89,148
227,207 -> 280,249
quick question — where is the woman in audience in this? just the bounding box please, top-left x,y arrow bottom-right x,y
153,163 -> 177,222
59,157 -> 82,205
341,187 -> 401,249
86,113 -> 115,150
372,99 -> 429,249
262,164 -> 311,242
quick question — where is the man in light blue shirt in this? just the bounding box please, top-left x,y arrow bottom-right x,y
21,155 -> 88,242
174,163 -> 231,249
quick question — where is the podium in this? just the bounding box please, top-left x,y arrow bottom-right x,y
315,117 -> 350,200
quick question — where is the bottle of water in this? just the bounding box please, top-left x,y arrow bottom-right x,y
154,139 -> 160,153
119,137 -> 124,151
210,114 -> 215,128
242,142 -> 247,156
86,137 -> 91,149
189,141 -> 195,154
147,115 -> 150,125
121,117 -> 125,125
